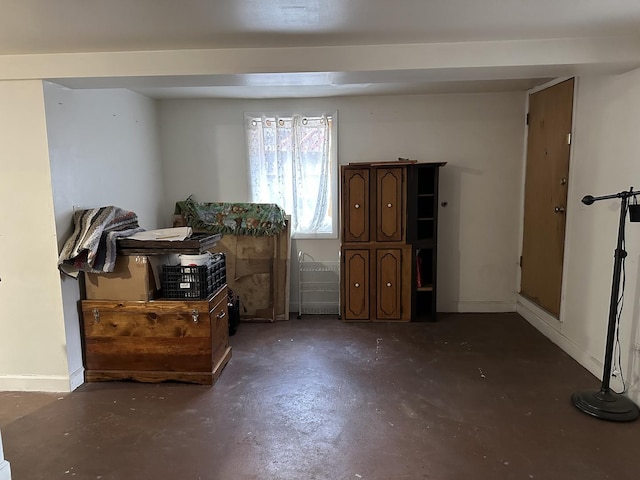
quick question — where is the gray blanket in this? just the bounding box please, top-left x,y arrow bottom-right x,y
58,206 -> 143,277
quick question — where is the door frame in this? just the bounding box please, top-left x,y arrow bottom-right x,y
516,76 -> 579,325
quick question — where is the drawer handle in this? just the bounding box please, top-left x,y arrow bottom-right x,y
191,309 -> 199,323
216,311 -> 226,320
386,282 -> 392,287
387,203 -> 393,208
92,308 -> 100,323
354,203 -> 360,209
354,282 -> 360,288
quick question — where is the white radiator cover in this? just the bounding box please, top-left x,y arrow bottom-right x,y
298,254 -> 340,315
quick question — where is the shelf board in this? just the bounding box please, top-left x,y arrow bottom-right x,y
413,239 -> 435,247
417,217 -> 434,221
416,285 -> 433,291
417,193 -> 435,197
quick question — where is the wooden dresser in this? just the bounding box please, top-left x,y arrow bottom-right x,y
341,164 -> 412,321
340,161 -> 445,321
81,285 -> 231,385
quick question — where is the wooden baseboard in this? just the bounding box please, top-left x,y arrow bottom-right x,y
438,301 -> 516,313
341,317 -> 412,322
0,374 -> 73,392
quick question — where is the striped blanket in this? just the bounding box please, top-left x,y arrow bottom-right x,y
58,206 -> 143,277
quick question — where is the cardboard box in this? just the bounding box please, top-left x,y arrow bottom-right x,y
85,255 -> 156,301
213,218 -> 291,321
173,213 -> 292,321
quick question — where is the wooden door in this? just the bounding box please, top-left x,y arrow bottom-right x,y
376,248 -> 403,319
521,78 -> 574,317
342,167 -> 370,242
376,167 -> 405,242
343,249 -> 370,320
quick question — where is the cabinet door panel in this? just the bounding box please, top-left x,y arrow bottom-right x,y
343,249 -> 370,320
376,248 -> 402,320
376,168 -> 404,242
343,168 -> 370,242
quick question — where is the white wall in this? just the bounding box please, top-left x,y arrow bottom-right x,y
0,80 -> 69,392
158,92 -> 526,312
565,70 -> 640,402
518,68 -> 640,404
44,84 -> 165,390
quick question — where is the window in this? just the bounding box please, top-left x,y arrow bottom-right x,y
245,112 -> 337,238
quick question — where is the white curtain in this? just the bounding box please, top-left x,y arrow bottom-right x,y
246,114 -> 332,236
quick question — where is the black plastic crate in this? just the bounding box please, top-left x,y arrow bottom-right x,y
161,253 -> 227,299
161,264 -> 215,299
210,253 -> 226,291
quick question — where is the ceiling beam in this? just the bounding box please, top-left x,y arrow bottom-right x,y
1,37 -> 639,83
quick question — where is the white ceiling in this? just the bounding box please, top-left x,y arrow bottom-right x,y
4,0 -> 640,54
4,0 -> 640,98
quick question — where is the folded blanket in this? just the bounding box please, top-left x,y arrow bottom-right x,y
58,206 -> 144,277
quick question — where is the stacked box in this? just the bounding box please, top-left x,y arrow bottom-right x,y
85,255 -> 157,301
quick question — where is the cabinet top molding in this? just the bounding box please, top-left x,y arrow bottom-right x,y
347,161 -> 447,167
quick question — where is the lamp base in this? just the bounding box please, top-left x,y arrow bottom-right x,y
571,389 -> 639,422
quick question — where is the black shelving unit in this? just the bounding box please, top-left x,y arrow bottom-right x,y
407,162 -> 446,321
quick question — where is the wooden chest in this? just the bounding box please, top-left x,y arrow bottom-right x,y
81,286 -> 231,385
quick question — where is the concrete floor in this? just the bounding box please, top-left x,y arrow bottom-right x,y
1,313 -> 640,480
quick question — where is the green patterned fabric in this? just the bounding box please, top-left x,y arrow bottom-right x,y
175,197 -> 287,236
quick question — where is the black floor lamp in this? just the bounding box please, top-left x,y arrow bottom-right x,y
571,187 -> 640,422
